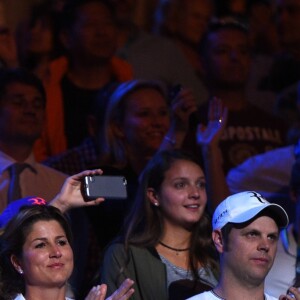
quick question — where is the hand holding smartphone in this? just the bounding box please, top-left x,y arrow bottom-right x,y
83,175 -> 127,201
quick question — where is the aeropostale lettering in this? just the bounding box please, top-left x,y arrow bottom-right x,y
221,126 -> 282,144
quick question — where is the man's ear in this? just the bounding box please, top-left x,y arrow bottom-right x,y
10,254 -> 23,274
212,230 -> 225,253
147,188 -> 160,207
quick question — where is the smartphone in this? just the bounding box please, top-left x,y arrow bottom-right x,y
83,175 -> 127,201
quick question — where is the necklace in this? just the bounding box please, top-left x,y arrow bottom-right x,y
211,290 -> 267,300
159,241 -> 190,256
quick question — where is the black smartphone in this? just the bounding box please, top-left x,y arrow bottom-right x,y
83,175 -> 127,201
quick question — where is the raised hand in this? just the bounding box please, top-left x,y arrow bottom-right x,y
196,97 -> 227,148
50,169 -> 105,212
161,87 -> 198,150
196,97 -> 230,208
170,87 -> 198,133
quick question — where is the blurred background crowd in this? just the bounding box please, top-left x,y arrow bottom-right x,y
1,0 -> 300,299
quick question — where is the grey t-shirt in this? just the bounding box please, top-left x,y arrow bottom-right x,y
160,254 -> 217,287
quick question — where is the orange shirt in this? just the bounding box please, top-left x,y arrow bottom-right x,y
34,56 -> 133,162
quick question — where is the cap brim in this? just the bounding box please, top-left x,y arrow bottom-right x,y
229,203 -> 289,228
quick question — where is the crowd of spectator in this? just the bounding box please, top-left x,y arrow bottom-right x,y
1,0 -> 300,299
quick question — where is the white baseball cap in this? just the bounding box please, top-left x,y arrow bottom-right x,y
212,191 -> 289,230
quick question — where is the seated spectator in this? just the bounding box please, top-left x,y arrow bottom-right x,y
0,68 -> 67,213
101,150 -> 219,300
184,18 -> 288,174
0,204 -> 135,300
187,191 -> 289,300
34,0 -> 133,161
98,80 -> 196,175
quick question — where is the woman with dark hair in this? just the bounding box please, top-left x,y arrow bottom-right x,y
0,204 -> 134,300
101,150 -> 219,300
0,205 -> 74,300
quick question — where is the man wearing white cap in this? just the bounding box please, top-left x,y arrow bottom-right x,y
187,191 -> 291,300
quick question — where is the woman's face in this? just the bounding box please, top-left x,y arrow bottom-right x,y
154,159 -> 207,230
119,88 -> 170,156
13,220 -> 73,288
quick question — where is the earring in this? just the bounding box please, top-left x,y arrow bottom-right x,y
154,202 -> 159,206
18,268 -> 23,274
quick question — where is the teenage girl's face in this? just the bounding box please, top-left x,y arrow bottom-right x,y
154,159 -> 207,230
12,220 -> 74,289
120,88 -> 170,156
